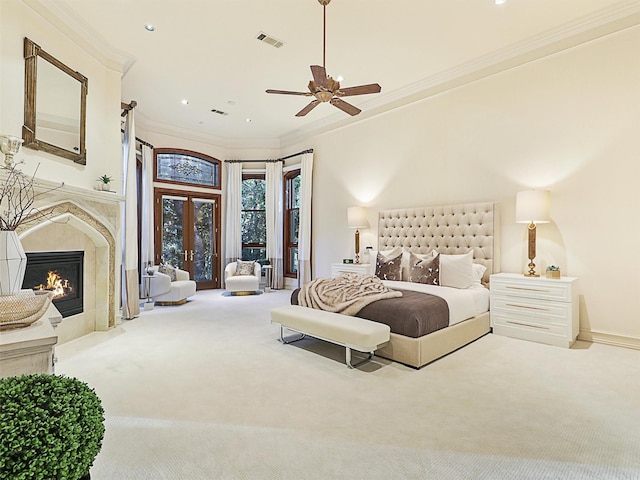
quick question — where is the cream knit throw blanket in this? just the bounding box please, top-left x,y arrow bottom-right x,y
298,272 -> 403,316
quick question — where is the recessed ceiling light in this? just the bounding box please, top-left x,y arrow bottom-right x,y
181,99 -> 189,105
494,0 -> 506,4
245,118 -> 252,123
144,24 -> 155,32
227,100 -> 236,106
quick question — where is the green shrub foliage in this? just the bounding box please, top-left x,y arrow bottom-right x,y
0,374 -> 105,480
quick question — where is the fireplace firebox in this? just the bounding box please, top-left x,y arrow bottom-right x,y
22,251 -> 84,318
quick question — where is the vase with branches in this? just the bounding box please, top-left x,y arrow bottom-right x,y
0,135 -> 63,295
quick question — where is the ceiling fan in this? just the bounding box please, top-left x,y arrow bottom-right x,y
266,0 -> 381,117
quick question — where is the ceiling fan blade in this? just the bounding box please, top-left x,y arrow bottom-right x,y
330,98 -> 361,116
295,100 -> 321,117
336,83 -> 382,97
266,89 -> 312,96
310,65 -> 328,89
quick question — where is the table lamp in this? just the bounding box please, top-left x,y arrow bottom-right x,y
515,190 -> 550,277
347,206 -> 369,264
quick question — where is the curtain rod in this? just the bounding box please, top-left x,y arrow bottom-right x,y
224,148 -> 313,163
121,100 -> 137,117
120,129 -> 154,149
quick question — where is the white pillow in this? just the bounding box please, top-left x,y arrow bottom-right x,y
472,263 -> 487,285
367,247 -> 402,276
439,251 -> 474,289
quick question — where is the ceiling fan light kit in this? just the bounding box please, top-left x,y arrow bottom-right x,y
266,0 -> 381,117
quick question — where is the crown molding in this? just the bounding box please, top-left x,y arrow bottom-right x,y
134,112 -> 281,151
19,0 -> 640,151
21,0 -> 134,73
280,0 -> 640,148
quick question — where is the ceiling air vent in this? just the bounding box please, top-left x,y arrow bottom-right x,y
256,31 -> 284,48
211,109 -> 229,116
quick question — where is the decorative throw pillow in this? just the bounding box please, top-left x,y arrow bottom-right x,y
439,251 -> 474,289
236,260 -> 256,276
401,249 -> 437,281
368,247 -> 403,276
375,251 -> 402,281
158,264 -> 177,281
408,252 -> 439,285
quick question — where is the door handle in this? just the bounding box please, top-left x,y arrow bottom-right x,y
190,250 -> 194,262
183,250 -> 188,262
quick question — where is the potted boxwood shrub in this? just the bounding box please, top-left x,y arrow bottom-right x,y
0,373 -> 105,480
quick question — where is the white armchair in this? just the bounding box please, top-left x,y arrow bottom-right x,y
224,261 -> 262,294
148,265 -> 196,305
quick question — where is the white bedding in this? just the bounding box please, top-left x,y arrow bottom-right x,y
381,280 -> 489,326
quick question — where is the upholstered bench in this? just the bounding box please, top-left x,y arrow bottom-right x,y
270,305 -> 390,368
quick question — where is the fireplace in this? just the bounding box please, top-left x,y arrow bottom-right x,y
23,251 -> 84,318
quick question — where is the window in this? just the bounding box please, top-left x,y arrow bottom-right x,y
284,169 -> 301,277
241,174 -> 266,261
154,148 -> 220,189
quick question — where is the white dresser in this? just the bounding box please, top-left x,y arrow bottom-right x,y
331,263 -> 370,278
490,273 -> 579,348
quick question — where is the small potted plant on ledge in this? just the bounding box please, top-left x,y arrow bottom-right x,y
0,373 -> 105,480
546,265 -> 561,279
97,174 -> 112,191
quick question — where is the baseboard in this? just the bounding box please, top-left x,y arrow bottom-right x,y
578,329 -> 640,350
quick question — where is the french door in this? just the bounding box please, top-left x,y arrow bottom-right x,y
154,188 -> 221,290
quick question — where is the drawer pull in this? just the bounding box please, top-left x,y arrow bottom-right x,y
505,286 -> 549,293
506,320 -> 549,330
506,303 -> 550,312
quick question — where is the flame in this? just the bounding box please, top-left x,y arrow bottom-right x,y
33,271 -> 73,299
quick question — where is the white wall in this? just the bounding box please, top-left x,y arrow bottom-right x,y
5,0 -> 636,344
292,26 -> 640,343
0,0 -> 122,193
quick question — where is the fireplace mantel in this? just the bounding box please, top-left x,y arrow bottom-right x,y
14,178 -> 124,343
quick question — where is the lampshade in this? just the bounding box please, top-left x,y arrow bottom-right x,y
347,206 -> 369,229
515,190 -> 550,224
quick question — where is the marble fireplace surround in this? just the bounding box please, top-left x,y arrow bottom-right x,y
15,184 -> 123,343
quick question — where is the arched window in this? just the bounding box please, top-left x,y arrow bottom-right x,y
154,148 -> 220,189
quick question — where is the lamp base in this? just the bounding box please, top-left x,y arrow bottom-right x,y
524,260 -> 539,277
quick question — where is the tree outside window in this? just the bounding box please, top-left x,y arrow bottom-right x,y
284,169 -> 301,276
241,174 -> 266,261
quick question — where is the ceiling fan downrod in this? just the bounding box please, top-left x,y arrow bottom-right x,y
321,0 -> 329,69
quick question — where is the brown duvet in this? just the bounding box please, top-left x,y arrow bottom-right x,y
291,287 -> 449,338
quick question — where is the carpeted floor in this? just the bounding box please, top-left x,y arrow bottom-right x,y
55,289 -> 640,479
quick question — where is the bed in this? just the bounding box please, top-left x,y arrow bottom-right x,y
293,201 -> 500,368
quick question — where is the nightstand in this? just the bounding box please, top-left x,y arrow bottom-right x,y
331,263 -> 371,278
490,273 -> 579,348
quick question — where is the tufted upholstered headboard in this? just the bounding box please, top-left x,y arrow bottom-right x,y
377,202 -> 500,284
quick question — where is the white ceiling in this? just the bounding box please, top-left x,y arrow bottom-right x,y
32,0 -> 638,148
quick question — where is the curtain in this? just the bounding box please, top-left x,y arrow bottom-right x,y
140,144 -> 154,289
297,152 -> 314,287
224,162 -> 243,272
121,110 -> 140,319
266,161 -> 284,289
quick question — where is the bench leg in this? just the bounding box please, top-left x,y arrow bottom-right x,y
346,347 -> 374,369
280,325 -> 306,344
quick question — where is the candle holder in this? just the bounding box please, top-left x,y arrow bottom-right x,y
0,135 -> 24,167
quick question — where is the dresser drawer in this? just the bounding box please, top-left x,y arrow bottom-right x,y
331,263 -> 370,278
491,296 -> 571,330
491,277 -> 572,302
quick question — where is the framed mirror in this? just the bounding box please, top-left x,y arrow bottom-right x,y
22,37 -> 88,165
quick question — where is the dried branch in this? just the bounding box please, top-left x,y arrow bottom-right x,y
0,162 -> 64,231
